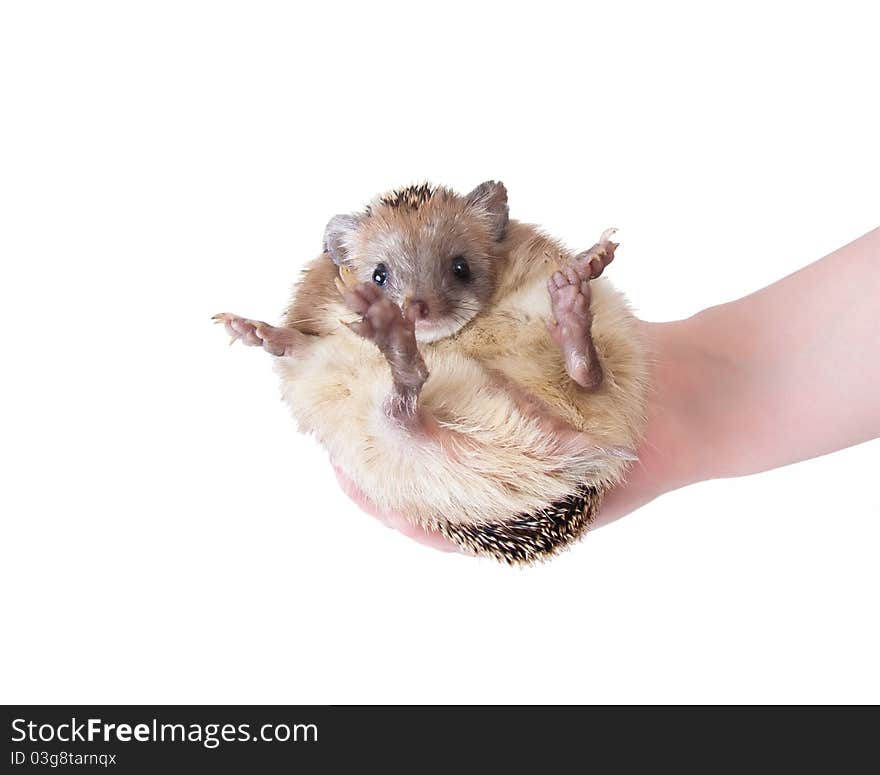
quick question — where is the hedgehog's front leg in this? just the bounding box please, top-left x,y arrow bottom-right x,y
213,313 -> 309,356
342,282 -> 429,422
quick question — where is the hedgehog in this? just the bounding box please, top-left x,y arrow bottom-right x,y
214,181 -> 648,563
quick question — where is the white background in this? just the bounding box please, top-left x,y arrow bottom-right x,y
2,1 -> 878,703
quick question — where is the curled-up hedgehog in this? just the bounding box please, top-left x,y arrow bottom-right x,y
214,181 -> 648,563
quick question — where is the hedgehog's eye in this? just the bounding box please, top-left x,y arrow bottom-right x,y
452,256 -> 471,281
372,263 -> 388,286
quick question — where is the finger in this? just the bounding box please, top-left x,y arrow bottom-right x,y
262,338 -> 286,356
571,260 -> 591,282
366,299 -> 395,327
254,323 -> 273,337
343,287 -> 372,315
356,281 -> 383,302
241,329 -> 262,346
351,281 -> 384,311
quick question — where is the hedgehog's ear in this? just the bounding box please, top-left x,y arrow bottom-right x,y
323,213 -> 361,266
465,180 -> 509,241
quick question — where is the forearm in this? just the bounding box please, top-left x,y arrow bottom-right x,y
686,226 -> 880,480
597,227 -> 880,527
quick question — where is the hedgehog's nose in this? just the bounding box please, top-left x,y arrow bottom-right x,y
403,298 -> 429,320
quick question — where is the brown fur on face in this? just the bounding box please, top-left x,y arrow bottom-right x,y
323,183 -> 508,343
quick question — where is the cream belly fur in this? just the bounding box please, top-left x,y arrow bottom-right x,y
275,257 -> 647,532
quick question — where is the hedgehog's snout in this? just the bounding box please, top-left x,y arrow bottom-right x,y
403,296 -> 429,320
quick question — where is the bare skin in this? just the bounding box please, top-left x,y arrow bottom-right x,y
597,225 -> 880,526
546,231 -> 617,390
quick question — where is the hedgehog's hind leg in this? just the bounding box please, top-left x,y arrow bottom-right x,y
545,229 -> 619,391
546,267 -> 604,390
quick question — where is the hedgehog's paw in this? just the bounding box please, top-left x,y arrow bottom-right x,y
546,268 -> 603,390
212,313 -> 303,357
341,282 -> 415,354
572,227 -> 618,280
342,282 -> 428,397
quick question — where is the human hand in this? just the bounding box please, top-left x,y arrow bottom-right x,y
335,227 -> 880,551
